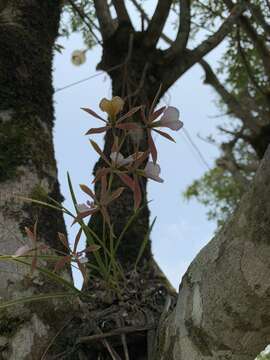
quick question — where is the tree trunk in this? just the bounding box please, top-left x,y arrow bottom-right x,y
0,2 -> 71,359
89,23 -> 168,269
157,146 -> 270,360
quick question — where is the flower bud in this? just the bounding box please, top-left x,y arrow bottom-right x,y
71,50 -> 86,66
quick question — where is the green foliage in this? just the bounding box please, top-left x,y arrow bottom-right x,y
60,1 -> 97,48
256,347 -> 270,360
257,355 -> 270,360
185,0 -> 270,227
184,167 -> 244,228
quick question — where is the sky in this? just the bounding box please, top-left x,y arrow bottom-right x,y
53,2 -> 228,290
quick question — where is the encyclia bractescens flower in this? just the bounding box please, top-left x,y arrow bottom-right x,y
152,106 -> 183,131
75,177 -> 125,230
143,105 -> 183,163
144,162 -> 164,183
81,97 -> 141,135
110,151 -> 144,168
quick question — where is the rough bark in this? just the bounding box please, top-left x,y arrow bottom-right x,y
157,146 -> 270,360
0,1 -> 71,359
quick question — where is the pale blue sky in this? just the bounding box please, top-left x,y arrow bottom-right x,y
53,4 -> 228,289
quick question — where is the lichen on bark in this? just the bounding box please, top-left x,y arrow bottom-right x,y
0,1 -> 71,358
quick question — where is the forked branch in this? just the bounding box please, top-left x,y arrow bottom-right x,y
94,0 -> 116,40
165,0 -> 191,59
144,0 -> 173,48
112,0 -> 133,26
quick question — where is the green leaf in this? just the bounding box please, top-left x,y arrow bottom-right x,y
135,216 -> 156,269
0,292 -> 78,310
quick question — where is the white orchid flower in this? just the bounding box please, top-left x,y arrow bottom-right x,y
157,106 -> 183,131
76,201 -> 96,214
144,162 -> 164,183
110,152 -> 133,167
110,152 -> 143,167
78,257 -> 88,264
76,203 -> 90,213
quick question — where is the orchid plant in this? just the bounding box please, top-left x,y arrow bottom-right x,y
0,91 -> 183,309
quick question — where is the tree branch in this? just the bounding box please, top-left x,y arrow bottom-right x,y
68,0 -> 102,45
112,0 -> 133,26
144,0 -> 173,48
158,145 -> 270,359
217,141 -> 249,189
199,58 -> 259,134
244,0 -> 270,36
224,0 -> 270,77
130,0 -> 174,46
165,0 -> 191,59
93,0 -> 116,40
236,26 -> 269,99
161,3 -> 246,93
189,3 -> 246,65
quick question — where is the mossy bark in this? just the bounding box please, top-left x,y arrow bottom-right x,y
0,2 -> 71,359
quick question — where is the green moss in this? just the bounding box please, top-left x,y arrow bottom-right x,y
0,2 -> 61,182
30,185 -> 49,202
0,115 -> 55,182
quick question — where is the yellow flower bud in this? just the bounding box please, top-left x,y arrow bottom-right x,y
99,96 -> 124,118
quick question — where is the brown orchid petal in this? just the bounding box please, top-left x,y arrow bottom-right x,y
101,174 -> 108,201
141,106 -> 148,124
101,207 -> 111,228
84,244 -> 101,253
149,84 -> 162,116
72,209 -> 98,226
90,140 -> 110,165
25,226 -> 36,242
109,187 -> 125,203
81,107 -> 107,123
112,137 -> 120,153
85,126 -> 108,135
132,150 -> 149,169
117,105 -> 142,123
73,228 -> 83,254
148,131 -> 158,164
54,256 -> 71,272
149,106 -> 166,122
58,232 -> 69,249
119,174 -> 135,190
153,128 -> 176,142
134,177 -> 142,210
93,168 -> 111,183
79,184 -> 96,200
